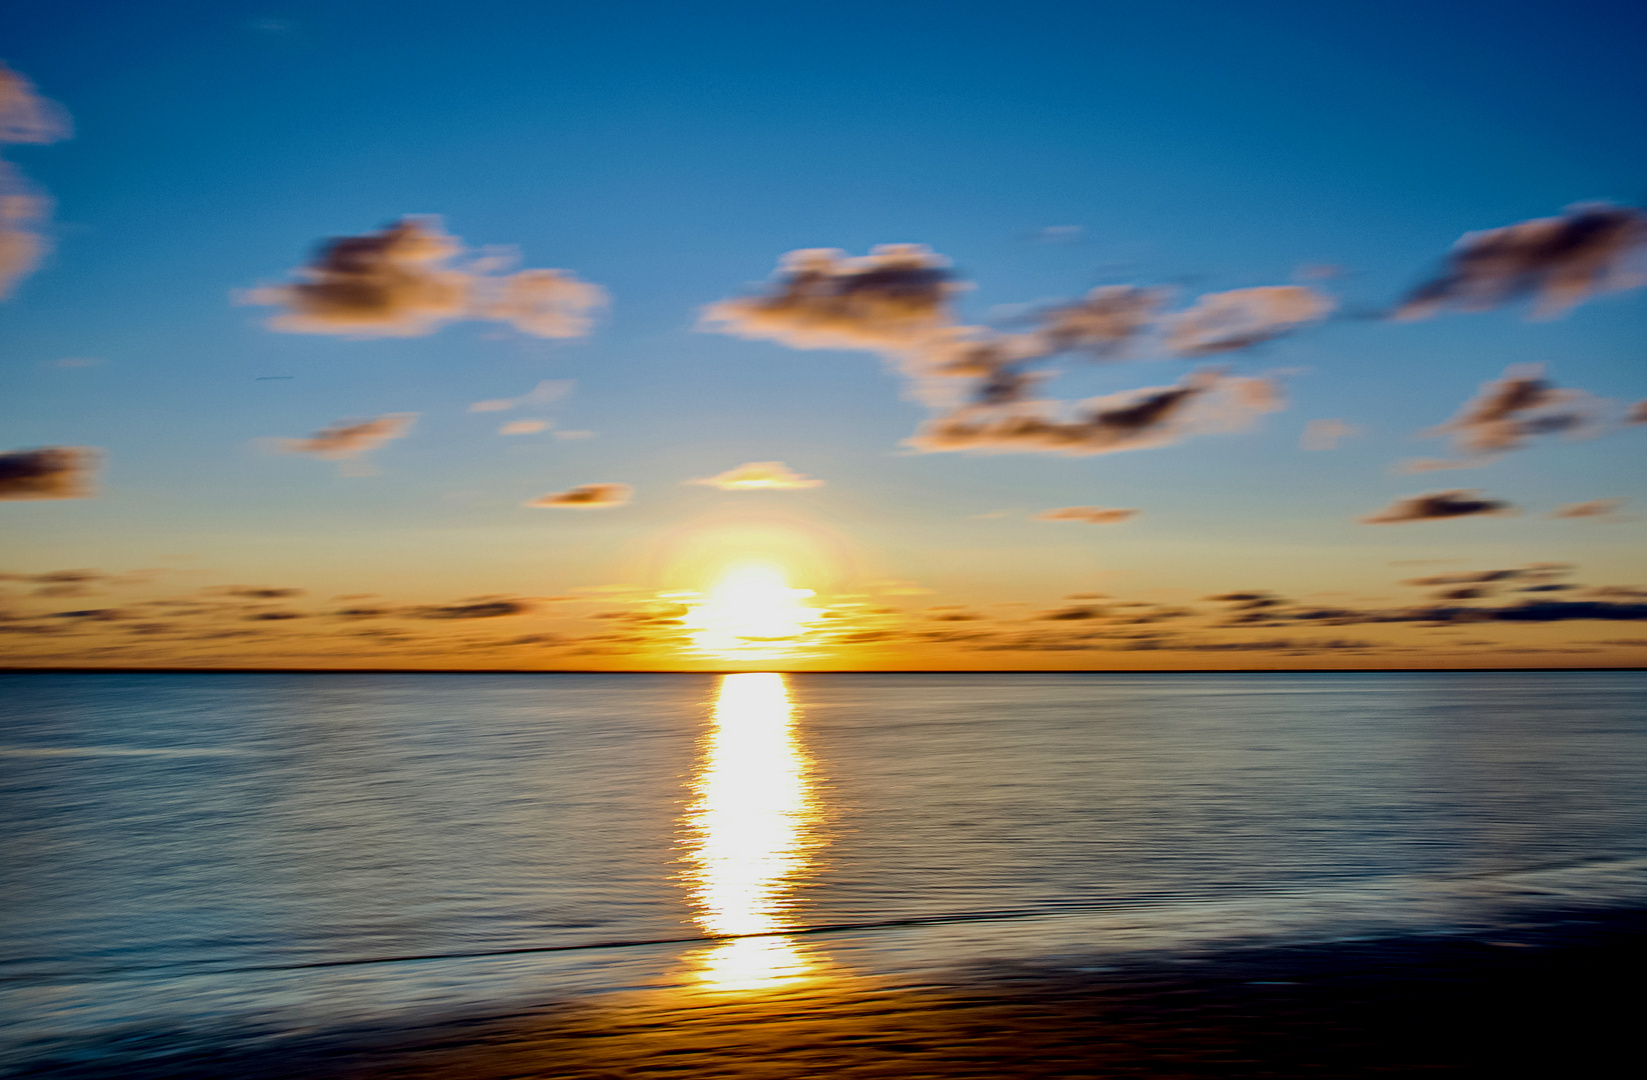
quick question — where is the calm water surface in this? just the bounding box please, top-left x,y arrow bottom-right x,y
2,671 -> 1644,1064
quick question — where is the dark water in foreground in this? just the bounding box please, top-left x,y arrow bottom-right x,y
1,671 -> 1644,1070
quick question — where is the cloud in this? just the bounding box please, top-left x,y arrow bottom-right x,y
1424,364 -> 1600,458
0,64 -> 71,299
1033,505 -> 1137,524
525,482 -> 632,508
906,369 -> 1283,456
469,379 -> 574,413
1163,286 -> 1333,355
1300,418 -> 1362,451
274,414 -> 415,467
1394,202 -> 1647,320
1550,498 -> 1626,520
701,244 -> 958,353
1360,489 -> 1514,524
1629,400 -> 1647,424
689,461 -> 824,491
499,419 -> 549,435
553,429 -> 595,440
0,447 -> 98,500
245,217 -> 604,338
1031,286 -> 1168,357
408,599 -> 532,619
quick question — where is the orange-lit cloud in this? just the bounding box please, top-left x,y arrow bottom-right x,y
1300,418 -> 1362,451
469,379 -> 573,412
1395,202 -> 1647,320
1360,489 -> 1514,524
0,64 -> 70,299
1163,286 -> 1333,355
1423,364 -> 1600,458
499,419 -> 549,435
702,244 -> 957,353
907,369 -> 1283,455
1550,498 -> 1626,520
526,482 -> 632,508
0,446 -> 98,500
689,461 -> 823,491
1033,505 -> 1137,524
273,414 -> 416,471
245,217 -> 605,338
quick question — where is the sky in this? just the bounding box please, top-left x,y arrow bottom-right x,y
2,0 -> 1645,671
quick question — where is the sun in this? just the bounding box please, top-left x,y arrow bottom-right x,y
683,563 -> 823,663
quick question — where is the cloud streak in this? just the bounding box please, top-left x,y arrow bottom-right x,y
1395,202 -> 1647,320
246,218 -> 605,338
1163,286 -> 1334,355
1361,489 -> 1513,524
526,483 -> 632,508
1033,506 -> 1137,524
0,447 -> 98,500
274,414 -> 416,467
689,461 -> 823,491
907,369 -> 1283,456
1425,364 -> 1600,459
0,64 -> 71,299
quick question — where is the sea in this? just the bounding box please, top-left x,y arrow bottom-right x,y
2,670 -> 1644,1072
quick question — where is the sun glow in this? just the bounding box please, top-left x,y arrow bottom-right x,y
680,673 -> 820,990
683,562 -> 823,663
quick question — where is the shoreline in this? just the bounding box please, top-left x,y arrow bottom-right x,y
17,907 -> 1643,1079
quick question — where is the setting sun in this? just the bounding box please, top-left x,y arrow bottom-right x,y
683,563 -> 824,663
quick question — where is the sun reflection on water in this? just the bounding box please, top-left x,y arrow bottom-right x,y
681,672 -> 820,990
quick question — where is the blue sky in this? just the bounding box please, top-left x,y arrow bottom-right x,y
2,0 -> 1645,669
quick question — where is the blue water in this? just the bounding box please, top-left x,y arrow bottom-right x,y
2,671 -> 1645,1068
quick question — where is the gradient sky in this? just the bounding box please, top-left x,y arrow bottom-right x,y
3,0 -> 1645,670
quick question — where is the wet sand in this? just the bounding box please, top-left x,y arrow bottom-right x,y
21,909 -> 1643,1079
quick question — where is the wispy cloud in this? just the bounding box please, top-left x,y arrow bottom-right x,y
1424,364 -> 1600,459
1394,202 -> 1647,320
907,369 -> 1283,456
468,379 -> 574,413
245,218 -> 605,338
0,447 -> 98,500
1550,498 -> 1627,520
1162,286 -> 1334,355
499,419 -> 549,435
272,414 -> 415,474
1300,418 -> 1362,451
689,461 -> 823,490
525,482 -> 632,508
1360,489 -> 1514,524
1033,505 -> 1137,524
0,64 -> 71,299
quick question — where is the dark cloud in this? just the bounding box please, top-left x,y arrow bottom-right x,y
1360,489 -> 1514,524
1630,400 -> 1647,424
0,447 -> 98,500
1395,202 -> 1647,320
907,369 -> 1283,456
207,586 -> 305,599
407,599 -> 533,619
1034,506 -> 1138,524
1163,286 -> 1333,355
1031,285 -> 1167,357
525,482 -> 632,508
246,217 -> 604,338
1037,605 -> 1108,621
1401,565 -> 1568,587
1,64 -> 71,299
1550,498 -> 1626,520
702,244 -> 957,353
1424,364 -> 1600,459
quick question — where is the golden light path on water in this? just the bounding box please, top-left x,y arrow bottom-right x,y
681,672 -> 820,991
